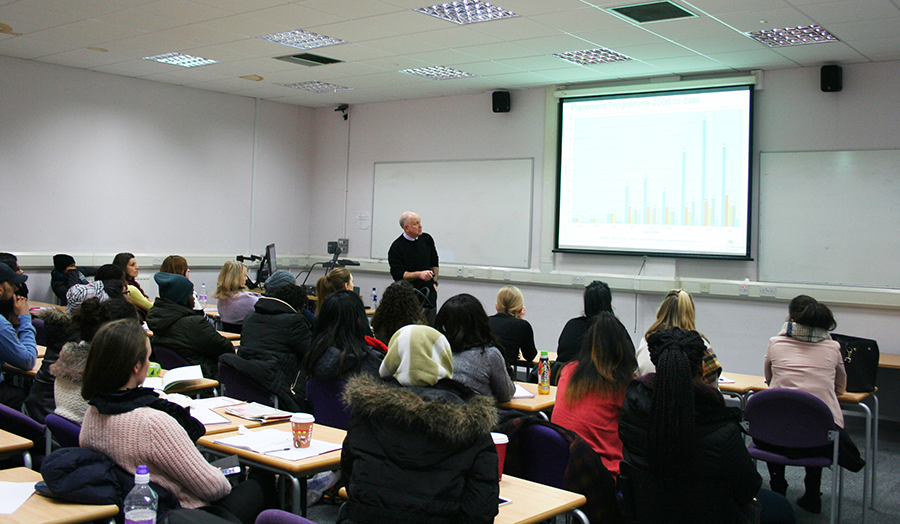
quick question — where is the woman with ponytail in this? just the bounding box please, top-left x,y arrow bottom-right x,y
762,295 -> 864,513
619,328 -> 776,524
551,311 -> 636,478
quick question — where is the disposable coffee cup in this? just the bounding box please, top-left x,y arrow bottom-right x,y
491,432 -> 509,480
291,413 -> 315,448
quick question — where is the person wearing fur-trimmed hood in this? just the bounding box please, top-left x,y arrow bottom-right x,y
338,324 -> 499,524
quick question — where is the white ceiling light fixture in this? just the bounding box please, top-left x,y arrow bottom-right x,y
553,48 -> 632,66
414,0 -> 518,25
282,81 -> 353,93
259,29 -> 346,50
399,65 -> 476,80
143,52 -> 218,67
748,24 -> 838,47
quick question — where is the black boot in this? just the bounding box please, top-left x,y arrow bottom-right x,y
766,463 -> 788,496
797,467 -> 822,514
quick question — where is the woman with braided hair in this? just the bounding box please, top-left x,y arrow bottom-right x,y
619,328 -> 794,524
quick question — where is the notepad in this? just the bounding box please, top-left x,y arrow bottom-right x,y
191,408 -> 231,426
214,429 -> 293,453
224,402 -> 292,422
513,383 -> 535,399
718,375 -> 736,384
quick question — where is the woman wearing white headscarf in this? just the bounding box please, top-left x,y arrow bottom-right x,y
338,325 -> 499,524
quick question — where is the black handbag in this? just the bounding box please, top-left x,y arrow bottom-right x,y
831,333 -> 879,393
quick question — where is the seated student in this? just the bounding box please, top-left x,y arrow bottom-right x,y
339,324 -> 499,524
314,267 -> 353,317
229,283 -> 312,412
551,311 -> 636,478
66,264 -> 128,314
212,261 -> 260,331
434,293 -> 515,403
113,252 -> 153,315
50,254 -> 96,306
370,280 -> 426,346
303,290 -> 386,382
488,285 -> 538,367
49,298 -> 139,424
79,319 -> 274,524
557,280 -> 613,363
264,269 -> 316,327
0,253 -> 28,299
146,273 -> 233,380
0,263 -> 37,409
619,328 -> 794,524
159,255 -> 206,313
761,295 -> 865,513
635,289 -> 721,384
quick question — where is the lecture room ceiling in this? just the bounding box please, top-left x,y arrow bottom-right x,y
1,0 -> 899,108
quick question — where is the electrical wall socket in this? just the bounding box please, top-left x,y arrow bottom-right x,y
467,269 -> 475,278
759,287 -> 777,297
152,257 -> 163,266
338,238 -> 349,253
503,271 -> 512,281
572,275 -> 585,285
457,267 -> 464,277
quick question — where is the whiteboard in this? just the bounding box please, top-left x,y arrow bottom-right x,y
759,150 -> 900,288
371,159 -> 534,268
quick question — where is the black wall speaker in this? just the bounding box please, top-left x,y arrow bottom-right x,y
492,91 -> 511,113
821,65 -> 842,92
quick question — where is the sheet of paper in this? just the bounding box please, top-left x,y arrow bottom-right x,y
513,383 -> 535,399
214,429 -> 293,453
0,481 -> 36,514
267,440 -> 342,461
191,396 -> 243,410
718,375 -> 736,384
192,407 -> 231,425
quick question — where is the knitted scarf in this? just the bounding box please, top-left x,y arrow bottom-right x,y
778,321 -> 831,343
90,388 -> 205,442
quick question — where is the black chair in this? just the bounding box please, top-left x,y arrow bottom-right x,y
218,362 -> 278,408
306,379 -> 350,430
151,344 -> 192,370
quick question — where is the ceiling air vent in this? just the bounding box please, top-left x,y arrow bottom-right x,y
610,1 -> 695,24
274,53 -> 342,67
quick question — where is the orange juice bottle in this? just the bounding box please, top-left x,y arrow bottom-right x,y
538,350 -> 550,394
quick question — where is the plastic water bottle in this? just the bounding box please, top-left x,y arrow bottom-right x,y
124,465 -> 157,524
199,283 -> 208,308
371,287 -> 378,309
538,350 -> 551,395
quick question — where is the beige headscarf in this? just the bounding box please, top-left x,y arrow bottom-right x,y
380,325 -> 453,387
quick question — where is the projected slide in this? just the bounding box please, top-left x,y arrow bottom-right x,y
557,86 -> 752,258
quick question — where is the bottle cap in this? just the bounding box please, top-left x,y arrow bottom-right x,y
540,350 -> 548,356
135,465 -> 150,484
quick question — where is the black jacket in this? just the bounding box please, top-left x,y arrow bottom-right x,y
308,340 -> 385,382
556,316 -> 592,363
146,298 -> 233,380
338,374 -> 499,524
489,313 -> 538,365
223,297 -> 312,412
618,376 -> 762,524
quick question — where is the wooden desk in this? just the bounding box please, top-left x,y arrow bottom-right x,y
197,422 -> 345,516
2,357 -> 41,378
218,331 -> 240,341
0,467 -> 118,524
0,428 -> 33,468
719,373 -> 770,409
499,382 -> 557,419
200,405 -> 285,436
497,475 -> 587,524
28,301 -> 66,314
879,353 -> 900,370
35,345 -> 46,359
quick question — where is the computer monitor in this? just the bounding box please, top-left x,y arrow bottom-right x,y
265,243 -> 276,274
255,243 -> 276,286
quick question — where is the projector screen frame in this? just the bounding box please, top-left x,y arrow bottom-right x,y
553,84 -> 754,260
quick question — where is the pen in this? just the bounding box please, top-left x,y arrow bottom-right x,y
260,447 -> 292,454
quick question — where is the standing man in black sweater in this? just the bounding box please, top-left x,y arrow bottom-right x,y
388,211 -> 439,323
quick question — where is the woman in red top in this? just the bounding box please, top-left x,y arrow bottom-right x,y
551,311 -> 636,478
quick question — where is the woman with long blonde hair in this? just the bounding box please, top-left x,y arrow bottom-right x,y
635,289 -> 721,383
212,261 -> 260,329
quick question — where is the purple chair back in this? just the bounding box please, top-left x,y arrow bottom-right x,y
518,423 -> 570,489
306,379 -> 350,430
744,388 -> 835,449
0,403 -> 46,468
45,413 -> 81,450
32,317 -> 47,346
151,344 -> 192,370
255,509 -> 317,524
218,363 -> 278,407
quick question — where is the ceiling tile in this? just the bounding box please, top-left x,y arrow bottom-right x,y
769,40 -> 871,66
138,0 -> 232,24
190,0 -> 288,15
496,54 -> 581,71
574,26 -> 668,48
306,19 -> 397,42
410,26 -> 502,48
797,0 -> 900,24
244,4 -> 344,29
0,35 -> 71,58
614,41 -> 698,61
356,54 -> 432,71
300,0 -> 402,19
466,16 -> 560,40
528,7 -> 624,33
404,48 -> 483,66
706,48 -> 799,68
359,34 -> 444,54
456,41 -> 534,60
716,7 -> 815,32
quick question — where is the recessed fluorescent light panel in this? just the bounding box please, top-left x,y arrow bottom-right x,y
259,29 -> 346,50
399,65 -> 476,80
610,1 -> 695,24
143,52 -> 218,67
282,81 -> 352,93
748,24 -> 838,47
415,0 -> 518,25
554,48 -> 632,66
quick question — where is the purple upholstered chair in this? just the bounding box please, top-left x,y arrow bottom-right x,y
217,362 -> 279,408
255,509 -> 317,524
0,403 -> 46,469
44,413 -> 81,454
743,388 -> 847,524
518,423 -> 571,489
150,343 -> 192,370
305,379 -> 350,430
32,317 -> 46,346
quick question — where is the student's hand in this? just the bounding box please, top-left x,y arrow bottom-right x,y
13,295 -> 28,316
65,264 -> 77,274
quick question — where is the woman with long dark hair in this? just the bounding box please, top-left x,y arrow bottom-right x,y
557,280 -> 613,362
551,311 -> 636,478
303,290 -> 386,382
112,252 -> 152,315
434,293 -> 515,402
762,295 -> 864,513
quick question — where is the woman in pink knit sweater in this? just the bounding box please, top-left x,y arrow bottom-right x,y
79,319 -> 274,524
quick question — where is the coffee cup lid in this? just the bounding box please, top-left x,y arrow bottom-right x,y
291,413 -> 315,423
490,432 -> 508,445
